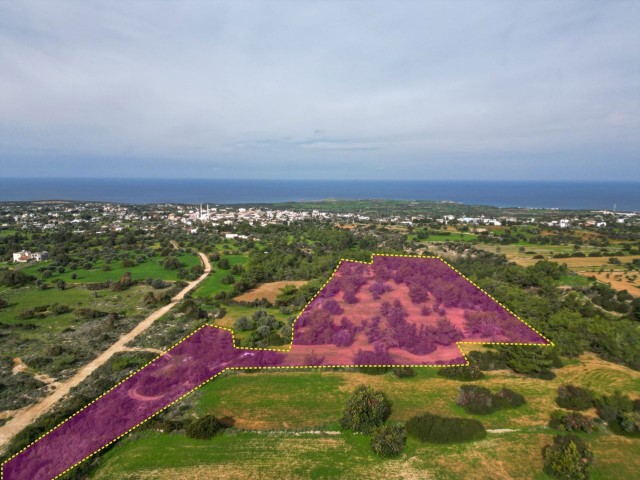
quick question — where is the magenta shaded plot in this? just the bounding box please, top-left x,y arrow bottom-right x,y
3,328 -> 285,480
3,255 -> 550,480
285,255 -> 550,366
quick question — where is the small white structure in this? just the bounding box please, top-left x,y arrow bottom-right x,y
12,250 -> 48,263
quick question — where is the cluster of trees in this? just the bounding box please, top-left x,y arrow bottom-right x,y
454,251 -> 640,371
554,385 -> 640,436
340,385 -> 405,457
233,309 -> 289,348
365,300 -> 464,356
295,305 -> 358,347
456,385 -> 525,415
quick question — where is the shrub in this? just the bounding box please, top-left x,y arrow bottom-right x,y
371,423 -> 406,457
457,385 -> 525,415
494,388 -> 525,409
549,411 -> 595,433
185,415 -> 225,439
220,273 -> 236,285
437,365 -> 484,381
406,412 -> 486,443
542,434 -> 593,480
466,350 -> 507,370
151,278 -> 167,289
392,366 -> 416,378
340,385 -> 391,434
555,385 -> 593,411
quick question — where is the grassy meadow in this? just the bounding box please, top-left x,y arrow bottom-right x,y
90,353 -> 640,479
17,253 -> 201,283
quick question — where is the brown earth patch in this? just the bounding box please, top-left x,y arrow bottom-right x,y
233,281 -> 307,303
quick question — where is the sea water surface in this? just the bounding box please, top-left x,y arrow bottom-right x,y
0,178 -> 638,211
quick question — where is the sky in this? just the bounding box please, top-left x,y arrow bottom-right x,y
0,1 -> 638,181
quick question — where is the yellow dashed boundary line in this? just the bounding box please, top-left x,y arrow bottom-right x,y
1,253 -> 553,480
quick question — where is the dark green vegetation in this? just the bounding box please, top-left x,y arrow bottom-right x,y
456,385 -> 525,415
370,423 -> 406,457
185,414 -> 226,440
340,385 -> 391,434
1,200 -> 639,479
406,412 -> 486,443
542,434 -> 594,480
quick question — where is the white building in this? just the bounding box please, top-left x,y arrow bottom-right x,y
12,250 -> 48,263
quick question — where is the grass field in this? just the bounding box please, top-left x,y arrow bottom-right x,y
18,253 -> 201,283
0,284 -> 154,338
90,353 -> 640,479
192,255 -> 248,298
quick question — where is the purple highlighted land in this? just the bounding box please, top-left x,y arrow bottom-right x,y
3,255 -> 549,480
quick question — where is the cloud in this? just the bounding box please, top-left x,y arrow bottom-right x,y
0,0 -> 638,180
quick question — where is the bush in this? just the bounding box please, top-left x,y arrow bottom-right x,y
151,278 -> 167,289
549,411 -> 594,433
542,434 -> 593,480
466,350 -> 507,370
406,412 -> 486,443
392,366 -> 416,378
457,385 -> 525,415
437,365 -> 484,381
185,415 -> 225,439
555,385 -> 593,411
340,385 -> 391,434
370,423 -> 406,457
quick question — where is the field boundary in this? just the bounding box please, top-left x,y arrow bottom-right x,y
1,253 -> 553,480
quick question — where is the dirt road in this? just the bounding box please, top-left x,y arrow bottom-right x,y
0,251 -> 211,451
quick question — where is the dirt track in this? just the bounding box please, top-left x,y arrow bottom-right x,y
0,252 -> 211,452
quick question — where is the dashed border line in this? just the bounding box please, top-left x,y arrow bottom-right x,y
1,253 -> 553,480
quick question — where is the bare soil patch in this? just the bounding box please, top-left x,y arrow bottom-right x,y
233,281 -> 307,303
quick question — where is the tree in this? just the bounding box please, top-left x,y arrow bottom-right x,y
56,279 -> 66,290
542,434 -> 593,480
340,385 -> 391,434
371,423 -> 406,457
233,316 -> 254,331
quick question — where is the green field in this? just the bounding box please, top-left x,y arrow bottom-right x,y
18,253 -> 201,284
0,284 -> 154,337
409,232 -> 478,242
91,353 -> 640,479
192,255 -> 248,298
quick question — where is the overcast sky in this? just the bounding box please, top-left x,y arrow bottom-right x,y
0,1 -> 638,180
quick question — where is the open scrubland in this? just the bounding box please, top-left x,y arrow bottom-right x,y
1,201 -> 639,479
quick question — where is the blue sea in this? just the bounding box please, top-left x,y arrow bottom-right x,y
0,178 -> 638,211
